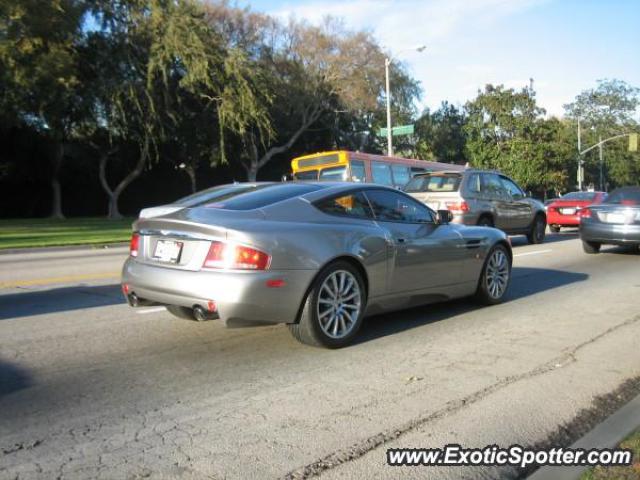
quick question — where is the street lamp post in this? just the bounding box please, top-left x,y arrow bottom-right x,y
384,45 -> 426,157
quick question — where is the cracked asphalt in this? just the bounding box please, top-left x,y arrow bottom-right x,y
1,231 -> 639,479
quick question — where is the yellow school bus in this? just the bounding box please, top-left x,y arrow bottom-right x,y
290,150 -> 463,188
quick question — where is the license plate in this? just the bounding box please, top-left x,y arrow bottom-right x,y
153,240 -> 183,263
604,213 -> 625,224
560,208 -> 576,215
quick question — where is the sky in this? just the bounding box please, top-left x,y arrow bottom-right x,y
237,0 -> 640,118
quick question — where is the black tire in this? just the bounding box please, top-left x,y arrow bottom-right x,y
475,244 -> 511,305
166,305 -> 196,320
549,225 -> 560,233
582,241 -> 601,254
527,214 -> 546,244
477,215 -> 494,228
288,261 -> 367,348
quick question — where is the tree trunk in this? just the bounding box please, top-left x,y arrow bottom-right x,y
246,160 -> 258,182
98,141 -> 147,220
185,165 -> 197,192
50,142 -> 65,219
243,104 -> 323,181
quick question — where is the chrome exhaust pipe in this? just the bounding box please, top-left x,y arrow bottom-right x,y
192,305 -> 219,322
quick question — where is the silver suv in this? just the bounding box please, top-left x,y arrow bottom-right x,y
404,169 -> 547,244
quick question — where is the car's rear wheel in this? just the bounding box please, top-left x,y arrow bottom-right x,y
476,244 -> 511,305
527,214 -> 546,244
549,225 -> 560,233
166,305 -> 196,320
582,241 -> 601,254
288,261 -> 366,348
477,215 -> 494,228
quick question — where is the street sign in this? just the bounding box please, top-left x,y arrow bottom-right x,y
630,133 -> 638,152
378,124 -> 414,137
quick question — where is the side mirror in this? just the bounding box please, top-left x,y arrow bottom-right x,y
436,209 -> 453,224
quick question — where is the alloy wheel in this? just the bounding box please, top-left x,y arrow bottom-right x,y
317,270 -> 362,339
485,249 -> 510,299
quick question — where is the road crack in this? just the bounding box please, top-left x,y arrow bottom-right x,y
282,314 -> 640,479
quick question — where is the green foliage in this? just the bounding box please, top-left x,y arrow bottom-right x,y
415,102 -> 467,164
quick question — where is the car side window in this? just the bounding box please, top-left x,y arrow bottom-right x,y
364,190 -> 434,223
314,192 -> 373,219
482,173 -> 506,199
500,176 -> 525,199
467,173 -> 481,194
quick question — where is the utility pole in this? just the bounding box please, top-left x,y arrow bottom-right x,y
384,45 -> 426,157
385,57 -> 392,157
598,134 -> 604,191
577,118 -> 582,191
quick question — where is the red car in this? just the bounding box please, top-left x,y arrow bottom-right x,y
546,191 -> 607,232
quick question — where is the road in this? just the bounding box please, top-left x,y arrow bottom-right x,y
1,232 -> 640,479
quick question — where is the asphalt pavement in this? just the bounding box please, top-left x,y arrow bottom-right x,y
1,231 -> 639,479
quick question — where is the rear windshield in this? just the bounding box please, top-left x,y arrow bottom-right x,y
561,192 -> 597,201
203,183 -> 323,210
175,184 -> 268,207
403,173 -> 462,193
605,188 -> 640,205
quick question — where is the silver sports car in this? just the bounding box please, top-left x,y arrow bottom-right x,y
122,182 -> 512,348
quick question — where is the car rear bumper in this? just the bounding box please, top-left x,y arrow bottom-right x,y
580,221 -> 640,244
451,212 -> 479,225
121,258 -> 317,327
547,211 -> 580,226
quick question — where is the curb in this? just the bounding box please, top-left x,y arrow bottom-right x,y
527,392 -> 640,480
0,242 -> 129,256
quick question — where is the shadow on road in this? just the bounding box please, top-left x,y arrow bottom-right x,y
355,266 -> 588,345
510,230 -> 579,247
0,359 -> 32,397
0,284 -> 124,320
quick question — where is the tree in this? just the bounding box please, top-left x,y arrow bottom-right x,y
0,0 -> 91,218
464,84 -> 552,191
85,0 -> 272,218
564,79 -> 640,189
206,9 -> 404,180
415,102 -> 467,164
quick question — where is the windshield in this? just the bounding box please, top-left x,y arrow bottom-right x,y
403,174 -> 462,193
561,192 -> 597,201
605,188 -> 640,205
293,170 -> 319,181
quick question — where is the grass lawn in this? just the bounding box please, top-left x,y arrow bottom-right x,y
580,429 -> 640,480
0,217 -> 134,250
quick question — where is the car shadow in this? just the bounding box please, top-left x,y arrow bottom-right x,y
0,359 -> 32,397
354,266 -> 588,345
0,284 -> 124,320
509,229 -> 579,247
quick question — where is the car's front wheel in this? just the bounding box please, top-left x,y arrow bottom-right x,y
476,244 -> 511,305
582,241 -> 601,254
527,214 -> 546,244
288,261 -> 366,348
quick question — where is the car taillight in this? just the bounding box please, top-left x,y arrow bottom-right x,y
445,201 -> 470,214
203,241 -> 270,270
579,208 -> 592,219
129,233 -> 140,257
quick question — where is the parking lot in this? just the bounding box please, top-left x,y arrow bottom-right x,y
1,230 -> 640,479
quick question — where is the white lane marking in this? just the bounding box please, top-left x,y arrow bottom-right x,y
136,307 -> 167,315
513,249 -> 553,258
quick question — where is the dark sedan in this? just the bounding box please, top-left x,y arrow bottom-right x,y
579,186 -> 640,254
